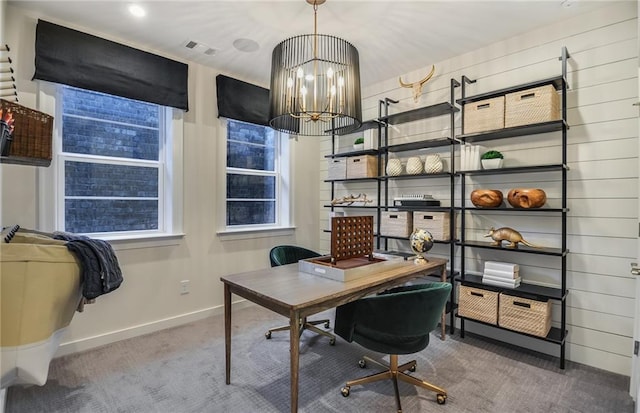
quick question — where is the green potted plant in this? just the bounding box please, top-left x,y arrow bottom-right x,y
481,150 -> 504,169
353,137 -> 364,151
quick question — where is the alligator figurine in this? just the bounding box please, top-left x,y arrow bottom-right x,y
484,227 -> 542,249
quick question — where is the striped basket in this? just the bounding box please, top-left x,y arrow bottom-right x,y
458,285 -> 499,325
0,99 -> 54,164
498,293 -> 551,337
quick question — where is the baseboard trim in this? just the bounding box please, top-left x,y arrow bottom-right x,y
56,299 -> 255,357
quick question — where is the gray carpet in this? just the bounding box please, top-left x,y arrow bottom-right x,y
6,305 -> 636,413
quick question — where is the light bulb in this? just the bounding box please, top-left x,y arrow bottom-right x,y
327,67 -> 334,78
305,74 -> 314,82
296,67 -> 304,78
300,86 -> 307,96
330,85 -> 336,95
286,78 -> 293,88
338,77 -> 345,87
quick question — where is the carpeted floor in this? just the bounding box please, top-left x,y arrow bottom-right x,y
5,305 -> 636,413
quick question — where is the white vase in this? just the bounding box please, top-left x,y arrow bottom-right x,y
353,143 -> 364,151
424,154 -> 444,173
406,157 -> 423,175
385,158 -> 403,176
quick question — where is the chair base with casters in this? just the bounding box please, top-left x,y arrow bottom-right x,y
267,245 -> 337,345
265,317 -> 336,345
340,354 -> 446,410
334,282 -> 452,412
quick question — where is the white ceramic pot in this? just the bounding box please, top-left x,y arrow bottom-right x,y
385,158 -> 403,176
353,143 -> 364,151
424,154 -> 444,173
481,158 -> 504,169
406,157 -> 423,175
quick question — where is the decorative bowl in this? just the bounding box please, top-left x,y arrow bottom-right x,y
470,189 -> 503,208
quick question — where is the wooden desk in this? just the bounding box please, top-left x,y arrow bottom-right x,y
221,257 -> 447,413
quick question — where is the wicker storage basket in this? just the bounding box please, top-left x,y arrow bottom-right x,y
498,293 -> 551,337
505,84 -> 560,128
458,285 -> 498,325
380,211 -> 412,238
0,99 -> 53,165
412,211 -> 450,241
463,96 -> 505,134
327,158 -> 347,180
346,155 -> 377,179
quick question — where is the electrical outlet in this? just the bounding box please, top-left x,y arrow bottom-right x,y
180,280 -> 190,295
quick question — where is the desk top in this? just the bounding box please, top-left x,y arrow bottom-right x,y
221,258 -> 447,317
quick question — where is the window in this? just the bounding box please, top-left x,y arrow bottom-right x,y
225,119 -> 290,230
39,84 -> 183,239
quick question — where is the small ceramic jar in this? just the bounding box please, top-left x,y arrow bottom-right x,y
385,158 -> 403,176
424,154 -> 444,173
406,157 -> 423,175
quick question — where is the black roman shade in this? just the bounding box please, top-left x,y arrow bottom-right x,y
216,75 -> 269,126
33,20 -> 189,111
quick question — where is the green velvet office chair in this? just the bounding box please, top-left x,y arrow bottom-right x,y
266,245 -> 336,345
335,282 -> 452,412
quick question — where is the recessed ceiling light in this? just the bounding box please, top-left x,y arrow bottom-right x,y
129,4 -> 146,17
233,38 -> 259,53
560,0 -> 575,8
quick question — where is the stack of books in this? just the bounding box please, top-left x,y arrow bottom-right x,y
482,261 -> 521,289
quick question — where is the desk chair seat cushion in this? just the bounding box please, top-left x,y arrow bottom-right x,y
269,245 -> 320,267
335,283 -> 451,355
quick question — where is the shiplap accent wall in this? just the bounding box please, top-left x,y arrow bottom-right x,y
319,2 -> 638,376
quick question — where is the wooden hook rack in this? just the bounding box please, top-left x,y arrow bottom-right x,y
0,44 -> 17,102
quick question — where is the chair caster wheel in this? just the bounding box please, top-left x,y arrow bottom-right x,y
324,321 -> 330,328
329,338 -> 336,346
409,365 -> 416,372
436,394 -> 447,405
358,359 -> 366,368
265,331 -> 271,339
341,386 -> 350,397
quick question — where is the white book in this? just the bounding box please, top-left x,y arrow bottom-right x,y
484,261 -> 520,273
483,268 -> 519,279
460,144 -> 467,171
482,274 -> 521,284
482,278 -> 521,289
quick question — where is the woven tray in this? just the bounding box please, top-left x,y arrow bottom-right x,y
498,293 -> 551,337
458,285 -> 498,325
0,99 -> 54,163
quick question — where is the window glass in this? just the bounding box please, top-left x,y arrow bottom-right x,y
61,85 -> 164,235
225,119 -> 287,228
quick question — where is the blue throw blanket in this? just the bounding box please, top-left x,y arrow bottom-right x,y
53,233 -> 123,299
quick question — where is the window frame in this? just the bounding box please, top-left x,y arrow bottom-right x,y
37,82 -> 184,248
217,117 -> 293,236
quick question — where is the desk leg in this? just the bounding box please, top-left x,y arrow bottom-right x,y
440,265 -> 446,341
224,283 -> 231,385
289,311 -> 301,413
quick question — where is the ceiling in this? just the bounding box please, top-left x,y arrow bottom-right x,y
7,0 -> 620,88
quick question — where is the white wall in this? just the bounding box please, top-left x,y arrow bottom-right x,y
1,5 -> 321,354
320,2 -> 638,376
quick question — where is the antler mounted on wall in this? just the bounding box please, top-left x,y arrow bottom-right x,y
399,65 -> 435,103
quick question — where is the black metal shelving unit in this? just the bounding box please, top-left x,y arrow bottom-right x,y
324,87 -> 461,335
374,88 -> 460,334
454,47 -> 570,369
